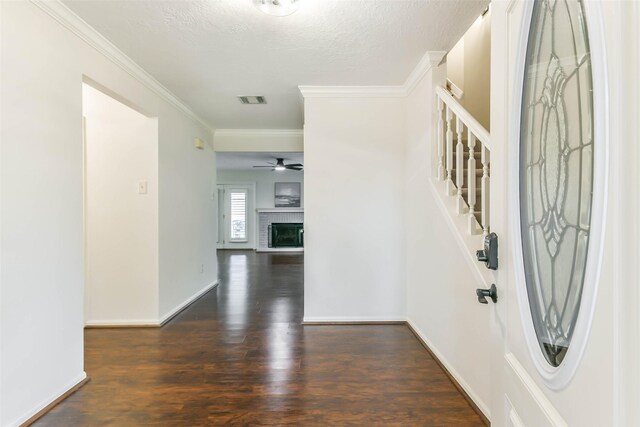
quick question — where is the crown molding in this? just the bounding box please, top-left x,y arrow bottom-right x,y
298,85 -> 406,98
30,0 -> 213,131
299,50 -> 448,99
214,129 -> 303,137
404,50 -> 447,94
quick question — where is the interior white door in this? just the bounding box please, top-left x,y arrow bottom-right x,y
487,1 -> 638,426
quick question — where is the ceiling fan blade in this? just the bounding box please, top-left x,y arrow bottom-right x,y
286,166 -> 303,171
253,166 -> 274,168
286,163 -> 303,167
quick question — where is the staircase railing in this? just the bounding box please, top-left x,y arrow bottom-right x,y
435,86 -> 490,236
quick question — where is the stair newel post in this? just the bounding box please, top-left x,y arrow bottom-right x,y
455,116 -> 465,212
445,106 -> 454,193
467,130 -> 477,234
481,144 -> 490,237
437,96 -> 445,181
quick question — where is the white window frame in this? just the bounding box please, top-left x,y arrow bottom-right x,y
228,188 -> 248,243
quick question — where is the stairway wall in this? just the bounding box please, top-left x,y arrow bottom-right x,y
404,61 -> 491,418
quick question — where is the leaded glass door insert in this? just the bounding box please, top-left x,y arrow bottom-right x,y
519,0 -> 594,367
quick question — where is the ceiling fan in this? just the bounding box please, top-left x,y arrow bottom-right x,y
253,158 -> 303,171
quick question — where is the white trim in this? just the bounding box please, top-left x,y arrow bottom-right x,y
428,178 -> 493,288
218,183 -> 257,249
29,0 -> 212,132
505,353 -> 568,427
298,85 -> 406,98
85,319 -> 161,327
509,409 -> 526,427
159,281 -> 219,324
404,50 -> 447,94
214,129 -> 303,137
436,86 -> 490,148
446,78 -> 464,100
303,316 -> 407,323
407,318 -> 491,420
299,51 -> 447,99
7,371 -> 87,427
84,281 -> 219,327
509,1 -> 609,390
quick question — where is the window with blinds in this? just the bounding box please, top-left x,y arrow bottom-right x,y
230,190 -> 247,241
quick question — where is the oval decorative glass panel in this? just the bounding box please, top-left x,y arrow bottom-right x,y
519,0 -> 594,367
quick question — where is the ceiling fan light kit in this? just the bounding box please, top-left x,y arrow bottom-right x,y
253,158 -> 303,172
253,0 -> 300,17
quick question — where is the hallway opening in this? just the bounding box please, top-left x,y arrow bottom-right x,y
82,82 -> 159,327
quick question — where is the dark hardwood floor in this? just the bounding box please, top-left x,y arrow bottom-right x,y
36,250 -> 485,426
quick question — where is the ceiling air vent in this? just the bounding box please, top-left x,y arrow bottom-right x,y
238,96 -> 267,105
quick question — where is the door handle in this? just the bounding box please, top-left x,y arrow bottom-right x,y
476,284 -> 498,304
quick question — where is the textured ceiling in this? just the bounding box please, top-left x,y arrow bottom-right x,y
217,152 -> 304,170
64,0 -> 489,129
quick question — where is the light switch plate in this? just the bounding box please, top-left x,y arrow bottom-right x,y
138,181 -> 148,194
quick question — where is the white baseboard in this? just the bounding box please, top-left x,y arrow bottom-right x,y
84,281 -> 219,328
428,178 -> 491,287
8,371 -> 87,427
85,318 -> 161,327
303,315 -> 407,324
159,281 -> 218,325
406,318 -> 490,420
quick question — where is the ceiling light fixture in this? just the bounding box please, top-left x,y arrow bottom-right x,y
253,0 -> 300,17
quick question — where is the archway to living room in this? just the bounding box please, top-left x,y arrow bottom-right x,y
213,136 -> 306,330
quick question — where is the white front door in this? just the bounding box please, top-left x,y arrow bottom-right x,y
217,184 -> 255,249
489,1 -> 640,426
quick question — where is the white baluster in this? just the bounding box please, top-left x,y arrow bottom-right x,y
481,145 -> 490,237
467,131 -> 479,234
437,97 -> 445,181
455,117 -> 465,213
445,106 -> 454,194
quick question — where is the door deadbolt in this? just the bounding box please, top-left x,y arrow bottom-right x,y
476,232 -> 498,270
476,284 -> 498,304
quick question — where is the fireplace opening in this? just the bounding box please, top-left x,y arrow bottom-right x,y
269,223 -> 304,248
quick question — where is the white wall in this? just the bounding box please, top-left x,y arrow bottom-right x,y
83,84 -> 159,324
217,169 -> 304,209
0,2 -> 216,425
447,37 -> 465,92
447,9 -> 491,130
214,129 -> 303,152
404,63 -> 491,417
157,111 -> 216,320
300,55 -> 490,415
303,97 -> 406,321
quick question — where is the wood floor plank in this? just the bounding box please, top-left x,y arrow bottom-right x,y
34,250 -> 485,426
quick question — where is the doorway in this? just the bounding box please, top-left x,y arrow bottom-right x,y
82,81 -> 159,326
215,152 -> 304,253
217,184 -> 256,249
